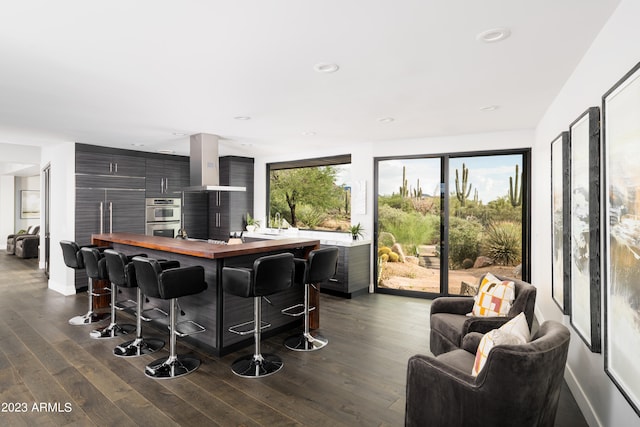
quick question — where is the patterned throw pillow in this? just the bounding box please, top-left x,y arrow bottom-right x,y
471,312 -> 530,376
470,272 -> 515,317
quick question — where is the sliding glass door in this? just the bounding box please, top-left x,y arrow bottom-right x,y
375,150 -> 529,298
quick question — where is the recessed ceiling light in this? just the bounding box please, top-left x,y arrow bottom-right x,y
314,63 -> 340,73
480,105 -> 499,112
158,149 -> 175,154
234,116 -> 251,121
302,131 -> 316,136
476,27 -> 511,43
131,143 -> 145,147
172,132 -> 187,136
377,117 -> 395,123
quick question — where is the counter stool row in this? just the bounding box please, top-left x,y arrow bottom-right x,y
60,240 -> 338,380
60,241 -> 207,379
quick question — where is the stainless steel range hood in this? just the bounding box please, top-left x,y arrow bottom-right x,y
183,133 -> 246,192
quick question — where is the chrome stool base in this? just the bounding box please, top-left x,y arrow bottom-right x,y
114,337 -> 165,357
90,323 -> 136,339
284,332 -> 328,351
145,355 -> 200,379
68,312 -> 110,326
231,354 -> 283,378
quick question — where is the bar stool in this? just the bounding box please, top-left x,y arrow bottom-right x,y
133,257 -> 207,379
80,246 -> 119,337
222,252 -> 294,378
283,247 -> 339,351
60,241 -> 110,325
105,249 -> 172,357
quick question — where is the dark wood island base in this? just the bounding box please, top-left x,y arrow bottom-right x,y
91,233 -> 320,356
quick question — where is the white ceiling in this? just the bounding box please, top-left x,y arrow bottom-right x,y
0,0 -> 621,167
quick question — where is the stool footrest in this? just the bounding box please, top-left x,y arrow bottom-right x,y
141,307 -> 168,321
174,320 -> 206,337
91,287 -> 111,297
281,303 -> 316,317
114,299 -> 137,311
228,319 -> 271,336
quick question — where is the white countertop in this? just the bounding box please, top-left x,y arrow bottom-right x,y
243,229 -> 371,247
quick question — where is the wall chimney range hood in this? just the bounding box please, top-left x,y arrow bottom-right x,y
183,133 -> 246,192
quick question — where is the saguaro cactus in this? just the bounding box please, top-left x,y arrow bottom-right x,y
455,163 -> 472,206
399,166 -> 409,198
509,164 -> 522,207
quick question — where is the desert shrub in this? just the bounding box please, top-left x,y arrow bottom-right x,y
448,216 -> 482,268
483,221 -> 521,266
296,204 -> 325,229
378,204 -> 439,255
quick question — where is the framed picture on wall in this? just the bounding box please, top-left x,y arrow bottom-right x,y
551,131 -> 570,314
569,106 -> 601,353
603,60 -> 640,416
20,190 -> 40,219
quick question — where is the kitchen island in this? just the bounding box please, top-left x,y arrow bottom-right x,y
91,232 -> 320,356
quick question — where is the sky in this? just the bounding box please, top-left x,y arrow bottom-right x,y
376,154 -> 523,203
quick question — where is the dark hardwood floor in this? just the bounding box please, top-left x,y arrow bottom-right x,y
0,252 -> 586,426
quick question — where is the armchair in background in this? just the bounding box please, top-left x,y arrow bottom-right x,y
6,225 -> 40,255
429,273 -> 536,356
406,321 -> 570,427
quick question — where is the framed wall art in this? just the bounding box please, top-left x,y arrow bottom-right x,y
20,190 -> 40,219
551,131 -> 570,314
569,106 -> 601,352
603,60 -> 640,416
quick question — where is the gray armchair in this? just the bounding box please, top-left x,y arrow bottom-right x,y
430,274 -> 536,356
15,233 -> 40,259
406,321 -> 570,427
6,225 -> 39,255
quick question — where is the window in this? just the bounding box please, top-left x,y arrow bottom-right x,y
375,149 -> 529,297
267,155 -> 351,231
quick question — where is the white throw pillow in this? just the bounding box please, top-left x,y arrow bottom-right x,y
471,312 -> 530,377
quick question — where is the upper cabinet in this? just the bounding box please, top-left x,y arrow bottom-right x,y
145,158 -> 189,197
76,151 -> 145,177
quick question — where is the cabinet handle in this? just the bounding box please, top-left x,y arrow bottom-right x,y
165,178 -> 168,192
109,163 -> 113,173
160,178 -> 164,193
99,202 -> 104,234
114,163 -> 118,174
109,202 -> 113,233
216,212 -> 220,227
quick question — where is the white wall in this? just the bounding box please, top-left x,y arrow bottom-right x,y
534,0 -> 640,425
0,175 -> 15,249
42,142 -> 77,295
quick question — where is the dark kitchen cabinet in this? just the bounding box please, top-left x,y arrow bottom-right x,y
208,157 -> 254,241
76,151 -> 145,177
320,243 -> 370,298
145,158 -> 189,197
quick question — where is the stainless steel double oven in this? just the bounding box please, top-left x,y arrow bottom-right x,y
145,198 -> 181,238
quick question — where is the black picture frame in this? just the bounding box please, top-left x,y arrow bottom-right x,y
551,132 -> 570,314
568,106 -> 601,353
603,60 -> 640,416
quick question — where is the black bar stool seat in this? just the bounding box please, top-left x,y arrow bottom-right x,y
283,247 -> 338,351
223,252 -> 294,378
133,257 -> 207,379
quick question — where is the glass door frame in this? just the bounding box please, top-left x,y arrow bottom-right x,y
373,148 -> 531,298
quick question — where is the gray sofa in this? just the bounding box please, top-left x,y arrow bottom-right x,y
429,273 -> 536,356
406,321 -> 570,427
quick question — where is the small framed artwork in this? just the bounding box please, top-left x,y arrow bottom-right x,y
20,190 -> 40,219
551,132 -> 570,314
569,106 -> 601,353
603,60 -> 640,416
